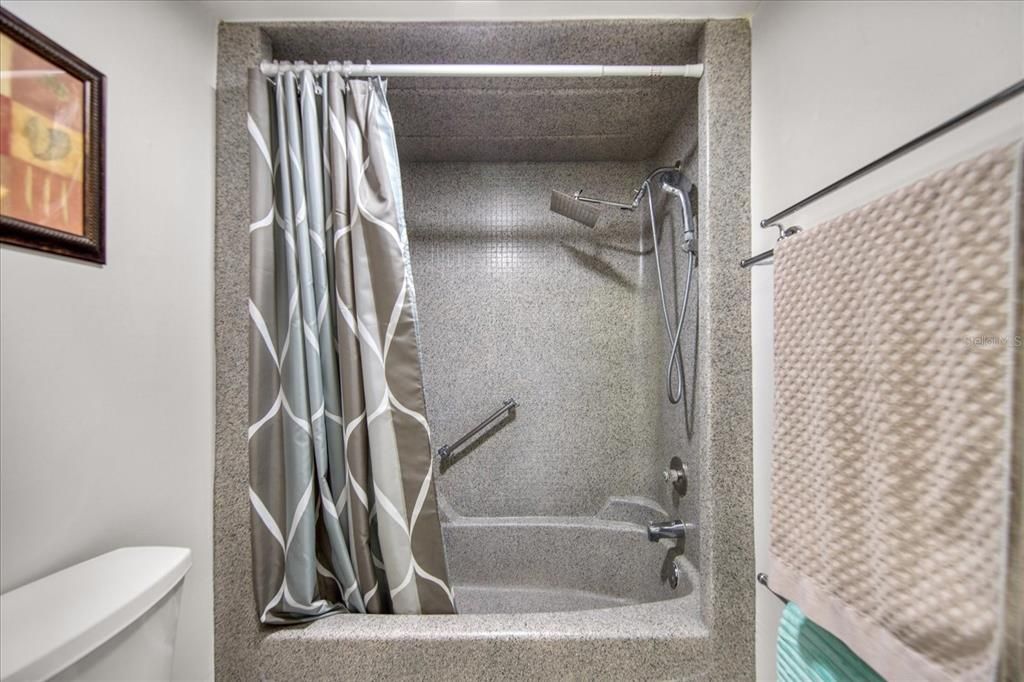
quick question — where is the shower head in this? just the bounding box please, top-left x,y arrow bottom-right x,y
550,164 -> 688,228
549,190 -> 602,228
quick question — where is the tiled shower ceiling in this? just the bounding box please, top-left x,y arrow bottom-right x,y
263,20 -> 703,161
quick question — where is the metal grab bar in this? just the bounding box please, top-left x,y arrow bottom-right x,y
437,398 -> 518,462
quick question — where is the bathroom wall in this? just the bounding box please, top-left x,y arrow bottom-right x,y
750,2 -> 1024,679
404,161 -> 665,517
647,94 -> 702,559
0,2 -> 217,680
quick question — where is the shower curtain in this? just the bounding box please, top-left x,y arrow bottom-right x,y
246,69 -> 455,622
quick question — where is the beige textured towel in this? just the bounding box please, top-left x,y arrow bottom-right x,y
770,142 -> 1022,681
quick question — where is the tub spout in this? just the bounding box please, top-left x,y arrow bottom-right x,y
647,520 -> 692,542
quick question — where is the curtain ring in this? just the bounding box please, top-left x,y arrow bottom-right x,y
313,66 -> 323,95
267,60 -> 288,86
308,61 -> 323,95
364,59 -> 387,96
342,60 -> 353,79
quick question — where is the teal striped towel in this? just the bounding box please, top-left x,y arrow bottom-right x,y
777,603 -> 884,682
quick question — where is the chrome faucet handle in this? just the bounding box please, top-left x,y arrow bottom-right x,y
662,463 -> 688,494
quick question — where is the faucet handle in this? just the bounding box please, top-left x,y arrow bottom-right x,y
662,463 -> 688,494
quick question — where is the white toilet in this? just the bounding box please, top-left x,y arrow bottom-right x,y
0,547 -> 191,681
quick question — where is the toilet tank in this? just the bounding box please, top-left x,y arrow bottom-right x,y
0,547 -> 191,681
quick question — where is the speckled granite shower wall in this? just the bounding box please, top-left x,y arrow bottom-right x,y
689,22 -> 754,678
641,92 -> 704,569
403,161 -> 662,517
214,19 -> 751,681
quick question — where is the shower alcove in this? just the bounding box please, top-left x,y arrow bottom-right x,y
215,18 -> 752,680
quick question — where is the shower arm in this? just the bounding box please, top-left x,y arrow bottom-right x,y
573,165 -> 684,211
573,193 -> 638,210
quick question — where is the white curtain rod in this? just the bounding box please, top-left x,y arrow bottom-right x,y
259,61 -> 704,78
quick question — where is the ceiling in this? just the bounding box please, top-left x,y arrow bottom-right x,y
260,20 -> 705,161
204,1 -> 759,23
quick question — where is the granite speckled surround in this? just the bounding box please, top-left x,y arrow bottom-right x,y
260,21 -> 702,162
404,161 -> 661,517
691,22 -> 754,679
214,19 -> 751,681
442,511 -> 697,612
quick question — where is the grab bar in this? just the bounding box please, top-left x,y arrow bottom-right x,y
437,398 -> 517,462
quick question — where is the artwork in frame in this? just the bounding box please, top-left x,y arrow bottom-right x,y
0,8 -> 104,264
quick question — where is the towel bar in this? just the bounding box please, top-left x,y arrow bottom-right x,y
757,572 -> 788,604
742,78 -> 1024,269
741,226 -> 801,269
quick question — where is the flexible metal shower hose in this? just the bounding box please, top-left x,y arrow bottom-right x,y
645,181 -> 696,405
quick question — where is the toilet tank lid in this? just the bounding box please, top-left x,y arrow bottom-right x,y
0,546 -> 191,682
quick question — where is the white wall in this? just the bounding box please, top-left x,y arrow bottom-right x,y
0,2 -> 217,680
751,1 -> 1024,679
201,0 -> 758,22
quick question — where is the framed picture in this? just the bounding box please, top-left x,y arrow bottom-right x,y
0,8 -> 105,264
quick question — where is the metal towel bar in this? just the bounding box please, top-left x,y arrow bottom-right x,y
741,78 -> 1024,269
437,398 -> 517,462
757,572 -> 789,604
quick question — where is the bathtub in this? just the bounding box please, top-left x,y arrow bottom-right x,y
257,499 -> 710,680
444,506 -> 695,613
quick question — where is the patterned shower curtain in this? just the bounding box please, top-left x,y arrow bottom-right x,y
246,68 -> 455,622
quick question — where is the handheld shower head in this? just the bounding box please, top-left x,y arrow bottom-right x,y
549,190 -> 602,228
659,169 -> 692,193
660,182 -> 685,199
660,182 -> 697,253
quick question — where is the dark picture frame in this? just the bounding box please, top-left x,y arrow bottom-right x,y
0,8 -> 105,264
